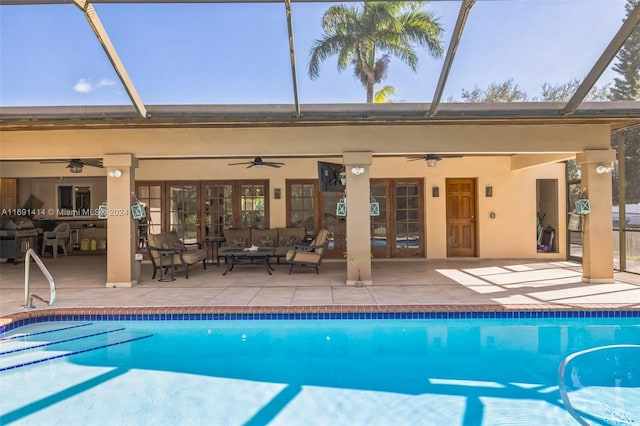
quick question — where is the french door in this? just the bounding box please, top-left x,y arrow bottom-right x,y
370,179 -> 424,258
136,180 -> 268,249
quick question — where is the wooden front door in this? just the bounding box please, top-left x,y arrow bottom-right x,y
446,178 -> 476,257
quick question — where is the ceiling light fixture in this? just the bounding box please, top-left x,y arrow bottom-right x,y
69,161 -> 83,173
426,159 -> 438,168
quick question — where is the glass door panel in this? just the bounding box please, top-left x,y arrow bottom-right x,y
204,184 -> 233,237
288,181 -> 317,240
169,184 -> 199,244
240,183 -> 266,229
320,192 -> 346,258
136,183 -> 162,250
395,181 -> 422,257
370,181 -> 389,258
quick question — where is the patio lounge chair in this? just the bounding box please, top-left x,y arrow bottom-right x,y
285,228 -> 329,274
147,231 -> 206,279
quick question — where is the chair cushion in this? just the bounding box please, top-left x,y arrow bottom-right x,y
287,250 -> 320,263
151,231 -> 185,251
180,250 -> 206,264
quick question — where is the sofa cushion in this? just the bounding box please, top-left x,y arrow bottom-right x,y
252,228 -> 278,248
277,227 -> 306,248
222,229 -> 251,248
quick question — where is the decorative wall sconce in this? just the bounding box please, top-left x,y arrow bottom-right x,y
596,164 -> 613,174
274,188 -> 281,199
369,195 -> 380,216
575,199 -> 591,215
336,197 -> 347,216
108,169 -> 123,178
98,202 -> 108,219
485,186 -> 493,197
339,171 -> 347,186
432,186 -> 439,197
350,167 -> 365,176
131,202 -> 146,220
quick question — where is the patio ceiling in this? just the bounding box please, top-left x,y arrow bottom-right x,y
0,0 -> 639,130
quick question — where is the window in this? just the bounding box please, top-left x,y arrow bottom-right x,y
56,184 -> 92,216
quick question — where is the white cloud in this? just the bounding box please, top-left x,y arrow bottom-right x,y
73,78 -> 94,94
73,78 -> 116,94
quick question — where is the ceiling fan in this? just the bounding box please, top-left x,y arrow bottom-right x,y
40,158 -> 103,173
228,156 -> 285,168
406,154 -> 463,167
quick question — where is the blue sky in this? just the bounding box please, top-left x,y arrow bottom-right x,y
0,0 -> 631,106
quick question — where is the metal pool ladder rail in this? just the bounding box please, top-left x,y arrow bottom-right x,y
24,248 -> 56,308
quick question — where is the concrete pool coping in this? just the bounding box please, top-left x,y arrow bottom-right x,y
2,256 -> 639,331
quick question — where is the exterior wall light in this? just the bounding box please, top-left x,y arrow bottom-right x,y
595,165 -> 613,174
108,169 -> 123,178
350,167 -> 365,176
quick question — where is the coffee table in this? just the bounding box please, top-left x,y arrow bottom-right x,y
221,248 -> 276,275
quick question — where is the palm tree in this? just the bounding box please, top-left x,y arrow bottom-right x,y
308,1 -> 444,103
374,85 -> 397,103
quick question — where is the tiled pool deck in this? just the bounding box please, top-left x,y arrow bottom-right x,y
1,256 -> 639,330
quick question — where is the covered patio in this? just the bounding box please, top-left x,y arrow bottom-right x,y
2,256 -> 639,319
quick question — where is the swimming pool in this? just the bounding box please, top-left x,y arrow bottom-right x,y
1,312 -> 639,425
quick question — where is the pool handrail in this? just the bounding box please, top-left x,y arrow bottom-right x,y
558,344 -> 640,426
24,248 -> 56,308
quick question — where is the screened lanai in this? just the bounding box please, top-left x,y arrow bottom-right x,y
1,0 -> 640,286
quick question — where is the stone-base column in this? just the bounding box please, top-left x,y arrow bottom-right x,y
344,152 -> 373,286
576,149 -> 616,283
103,154 -> 138,287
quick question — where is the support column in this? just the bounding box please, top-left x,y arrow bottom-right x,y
344,152 -> 372,285
103,154 -> 139,287
576,149 -> 616,283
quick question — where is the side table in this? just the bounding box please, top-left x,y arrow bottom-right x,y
204,236 -> 225,267
158,249 -> 177,282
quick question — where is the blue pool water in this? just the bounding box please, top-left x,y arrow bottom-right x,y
0,317 -> 639,425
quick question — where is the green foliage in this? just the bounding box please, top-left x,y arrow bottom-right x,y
610,0 -> 640,101
308,1 -> 444,103
610,0 -> 640,205
541,79 -> 611,102
374,85 -> 397,103
460,79 -> 528,102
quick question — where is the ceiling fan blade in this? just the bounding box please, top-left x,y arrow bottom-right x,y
246,164 -> 255,168
83,161 -> 103,168
228,161 -> 250,166
406,157 -> 425,162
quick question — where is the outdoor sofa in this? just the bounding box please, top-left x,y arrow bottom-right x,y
218,226 -> 307,263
